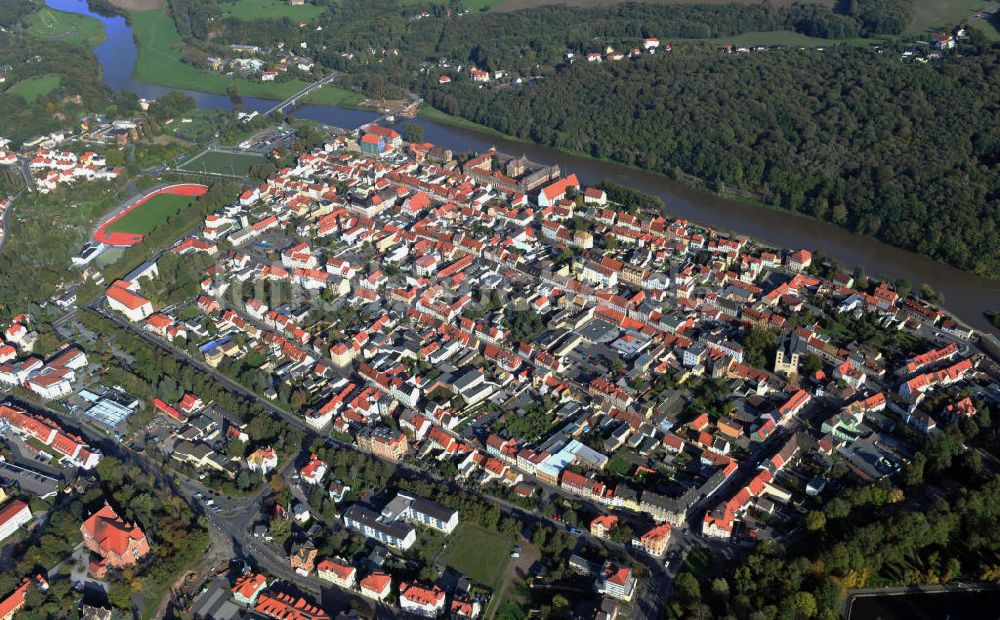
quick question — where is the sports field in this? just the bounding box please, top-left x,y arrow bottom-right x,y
25,7 -> 107,47
129,7 -> 362,107
7,75 -> 61,102
437,523 -> 512,589
105,193 -> 194,235
95,184 -> 207,246
221,0 -> 325,21
177,149 -> 266,177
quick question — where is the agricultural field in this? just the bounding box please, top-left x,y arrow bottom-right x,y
6,75 -> 62,102
25,7 -> 107,47
907,0 -> 994,35
221,0 -> 325,21
176,149 -> 267,177
437,523 -> 513,590
105,193 -> 196,236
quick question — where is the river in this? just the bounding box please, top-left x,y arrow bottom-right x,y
847,588 -> 1000,620
47,0 -> 1000,333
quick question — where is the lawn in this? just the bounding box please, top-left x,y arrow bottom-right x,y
606,450 -> 634,477
176,149 -> 266,177
221,0 -> 325,21
907,0 -> 994,35
437,523 -> 512,590
25,7 -> 107,47
418,105 -> 515,139
129,7 -> 362,107
105,193 -> 195,235
7,75 -> 62,102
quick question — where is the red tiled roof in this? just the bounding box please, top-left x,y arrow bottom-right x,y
0,500 -> 29,530
81,503 -> 147,557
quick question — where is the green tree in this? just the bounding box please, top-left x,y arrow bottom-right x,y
269,517 -> 291,546
551,594 -> 570,616
789,591 -> 817,618
403,122 -> 424,143
904,452 -> 926,487
805,510 -> 826,532
675,572 -> 701,605
744,327 -> 777,369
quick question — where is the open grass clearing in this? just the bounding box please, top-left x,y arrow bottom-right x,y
6,75 -> 62,102
105,193 -> 195,235
25,7 -> 107,47
437,522 -> 513,590
221,0 -> 325,21
176,149 -> 266,177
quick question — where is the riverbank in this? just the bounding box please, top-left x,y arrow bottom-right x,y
417,106 -> 518,140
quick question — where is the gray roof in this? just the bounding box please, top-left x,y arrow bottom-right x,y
191,579 -> 243,620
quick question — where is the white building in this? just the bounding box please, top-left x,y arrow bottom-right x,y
106,283 -> 153,322
0,500 -> 32,543
399,582 -> 446,618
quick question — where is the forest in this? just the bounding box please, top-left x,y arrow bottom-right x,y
425,44 -> 1000,277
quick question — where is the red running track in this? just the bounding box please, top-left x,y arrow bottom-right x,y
94,183 -> 208,247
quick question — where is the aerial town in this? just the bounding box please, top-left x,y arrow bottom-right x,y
1,0 -> 1000,618
0,108 -> 996,619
